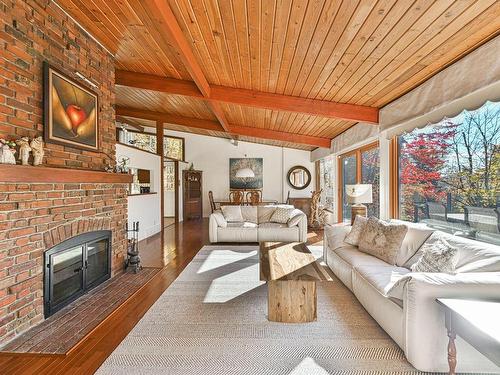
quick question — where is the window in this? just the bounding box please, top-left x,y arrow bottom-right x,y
396,101 -> 500,245
318,157 -> 334,211
117,129 -> 185,161
338,142 -> 380,223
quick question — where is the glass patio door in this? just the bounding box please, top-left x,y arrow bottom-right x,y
338,143 -> 380,223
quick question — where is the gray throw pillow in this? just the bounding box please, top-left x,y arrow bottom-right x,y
221,206 -> 244,222
411,232 -> 458,274
344,215 -> 368,246
358,217 -> 408,265
270,207 -> 294,224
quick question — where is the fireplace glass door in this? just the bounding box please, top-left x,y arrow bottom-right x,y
52,245 -> 84,310
44,231 -> 111,317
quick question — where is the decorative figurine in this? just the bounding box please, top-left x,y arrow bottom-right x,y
0,140 -> 16,164
309,189 -> 325,228
16,137 -> 31,165
30,136 -> 44,166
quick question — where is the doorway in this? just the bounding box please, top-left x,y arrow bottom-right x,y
163,160 -> 179,227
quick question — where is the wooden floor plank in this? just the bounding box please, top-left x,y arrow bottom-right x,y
0,219 -> 324,374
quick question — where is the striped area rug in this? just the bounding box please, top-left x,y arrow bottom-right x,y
96,245 -> 423,374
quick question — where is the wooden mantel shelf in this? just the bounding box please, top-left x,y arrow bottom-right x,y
0,164 -> 133,183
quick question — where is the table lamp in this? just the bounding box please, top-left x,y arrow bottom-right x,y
345,184 -> 372,225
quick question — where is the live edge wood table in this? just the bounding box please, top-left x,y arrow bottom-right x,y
437,298 -> 500,375
259,242 -> 333,323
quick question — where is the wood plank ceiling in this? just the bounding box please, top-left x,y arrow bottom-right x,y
57,0 -> 500,150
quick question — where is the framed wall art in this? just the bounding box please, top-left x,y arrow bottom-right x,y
43,62 -> 99,151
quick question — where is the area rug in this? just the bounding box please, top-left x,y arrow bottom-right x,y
96,245 -> 421,374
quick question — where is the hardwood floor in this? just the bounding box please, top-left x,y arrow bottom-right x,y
0,219 -> 324,374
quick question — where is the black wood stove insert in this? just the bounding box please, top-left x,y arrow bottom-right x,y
43,230 -> 112,317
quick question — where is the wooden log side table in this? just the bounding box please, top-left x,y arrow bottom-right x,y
436,298 -> 500,375
259,242 -> 333,323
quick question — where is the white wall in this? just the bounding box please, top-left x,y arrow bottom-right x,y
116,144 -> 162,240
161,129 -> 315,218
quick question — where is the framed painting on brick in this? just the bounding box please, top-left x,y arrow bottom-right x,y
43,62 -> 99,151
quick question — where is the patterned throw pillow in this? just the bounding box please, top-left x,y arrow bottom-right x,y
411,233 -> 458,274
270,207 -> 294,224
344,215 -> 368,246
358,217 -> 408,265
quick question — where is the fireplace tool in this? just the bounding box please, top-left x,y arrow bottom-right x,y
125,221 -> 142,273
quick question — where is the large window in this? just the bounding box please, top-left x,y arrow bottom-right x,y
117,129 -> 185,161
318,157 -> 335,211
339,142 -> 380,223
397,101 -> 500,245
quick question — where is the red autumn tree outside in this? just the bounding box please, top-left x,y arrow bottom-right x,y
399,122 -> 457,220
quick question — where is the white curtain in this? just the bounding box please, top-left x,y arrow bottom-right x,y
380,35 -> 500,138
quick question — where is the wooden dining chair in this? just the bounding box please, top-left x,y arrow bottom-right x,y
229,190 -> 244,204
208,191 -> 217,213
246,190 -> 262,205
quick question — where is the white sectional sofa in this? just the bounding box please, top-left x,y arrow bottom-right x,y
209,205 -> 307,243
324,220 -> 500,373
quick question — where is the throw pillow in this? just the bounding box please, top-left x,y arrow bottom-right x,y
287,209 -> 304,227
358,217 -> 408,265
344,215 -> 368,246
221,206 -> 244,222
270,207 -> 294,224
241,206 -> 258,224
257,206 -> 276,223
411,232 -> 458,274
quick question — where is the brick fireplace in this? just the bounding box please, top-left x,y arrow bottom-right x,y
0,1 -> 129,345
0,180 -> 128,344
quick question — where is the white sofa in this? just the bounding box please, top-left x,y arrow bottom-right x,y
324,220 -> 500,373
209,205 -> 307,243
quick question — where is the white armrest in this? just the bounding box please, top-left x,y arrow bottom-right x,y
403,272 -> 500,372
209,212 -> 227,243
211,211 -> 227,228
323,224 -> 351,257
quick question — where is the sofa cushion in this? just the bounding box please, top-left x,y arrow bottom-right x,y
334,245 -> 389,268
358,217 -> 408,265
270,207 -> 294,224
354,265 -> 410,299
221,206 -> 244,222
390,219 -> 435,267
241,206 -> 257,224
344,215 -> 368,246
410,232 -> 459,274
258,224 -> 300,242
217,226 -> 258,242
324,224 -> 351,251
227,222 -> 258,228
406,231 -> 500,272
257,206 -> 276,224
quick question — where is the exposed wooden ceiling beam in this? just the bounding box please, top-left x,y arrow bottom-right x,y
227,124 -> 331,149
151,0 -> 231,133
115,70 -> 379,124
115,107 -> 331,148
116,115 -> 145,132
116,107 -> 223,132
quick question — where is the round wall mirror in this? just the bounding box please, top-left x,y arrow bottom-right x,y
287,166 -> 311,190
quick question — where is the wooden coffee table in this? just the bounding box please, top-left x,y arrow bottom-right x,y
259,242 -> 333,323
